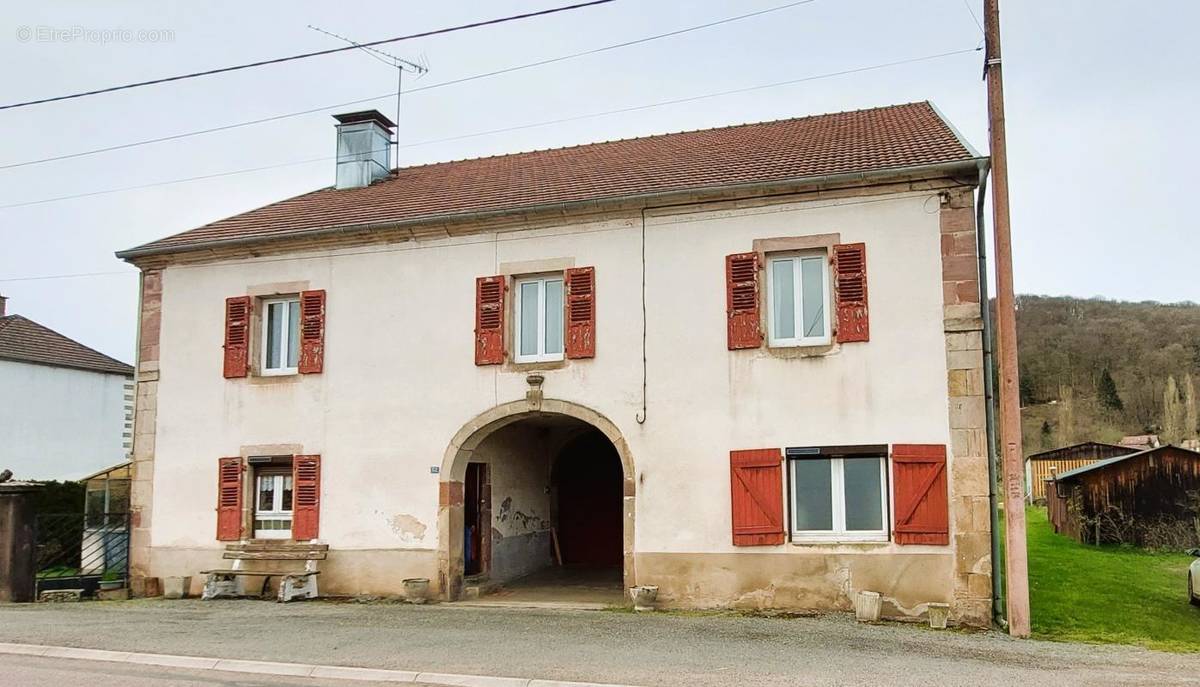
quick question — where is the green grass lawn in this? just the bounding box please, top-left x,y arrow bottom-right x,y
1026,507 -> 1200,651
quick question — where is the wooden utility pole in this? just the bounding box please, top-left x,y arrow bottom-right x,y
983,0 -> 1031,638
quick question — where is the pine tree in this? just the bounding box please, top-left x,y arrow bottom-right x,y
1098,368 -> 1123,412
1040,420 -> 1054,449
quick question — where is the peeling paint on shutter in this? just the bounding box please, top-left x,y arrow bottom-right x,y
892,444 -> 949,545
565,266 -> 595,359
726,252 -> 761,350
834,243 -> 869,343
216,457 -> 243,541
223,296 -> 251,378
298,289 -> 326,374
475,276 -> 506,365
292,455 -> 321,540
730,448 -> 785,546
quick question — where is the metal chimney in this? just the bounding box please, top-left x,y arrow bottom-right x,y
333,110 -> 396,190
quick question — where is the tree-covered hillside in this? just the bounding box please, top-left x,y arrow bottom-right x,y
1015,295 -> 1200,453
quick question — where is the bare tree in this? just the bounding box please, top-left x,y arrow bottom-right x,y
1186,374 -> 1198,442
1164,375 -> 1183,443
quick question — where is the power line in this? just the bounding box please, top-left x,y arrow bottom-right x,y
0,0 -> 816,171
0,47 -> 980,211
961,0 -> 985,35
0,270 -> 135,283
0,0 -> 614,112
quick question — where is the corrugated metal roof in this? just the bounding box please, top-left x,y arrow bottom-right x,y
1051,446 -> 1197,482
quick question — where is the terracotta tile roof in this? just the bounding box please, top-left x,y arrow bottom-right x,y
119,101 -> 978,257
0,315 -> 134,376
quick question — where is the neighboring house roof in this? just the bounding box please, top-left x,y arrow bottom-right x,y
117,101 -> 980,259
78,460 -> 132,482
0,315 -> 134,376
1025,441 -> 1130,462
1052,445 -> 1198,482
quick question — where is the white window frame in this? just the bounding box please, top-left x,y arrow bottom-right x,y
513,275 -> 565,364
254,469 -> 293,540
260,296 -> 300,376
766,251 -> 832,348
789,455 -> 889,543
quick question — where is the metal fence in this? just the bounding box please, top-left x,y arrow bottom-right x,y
34,512 -> 129,597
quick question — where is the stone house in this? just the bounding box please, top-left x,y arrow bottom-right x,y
116,101 -> 993,625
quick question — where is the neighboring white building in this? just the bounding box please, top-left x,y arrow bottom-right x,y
117,103 -> 995,626
0,297 -> 135,480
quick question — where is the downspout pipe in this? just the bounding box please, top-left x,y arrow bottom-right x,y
975,158 -> 1005,627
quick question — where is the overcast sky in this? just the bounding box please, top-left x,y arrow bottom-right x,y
1,1 -> 1196,363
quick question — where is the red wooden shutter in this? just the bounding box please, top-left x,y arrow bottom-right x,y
726,252 -> 762,350
834,243 -> 869,343
292,455 -> 322,540
298,289 -> 326,374
474,276 -> 506,365
892,444 -> 949,545
223,296 -> 251,378
565,266 -> 596,359
729,448 -> 785,546
216,457 -> 243,541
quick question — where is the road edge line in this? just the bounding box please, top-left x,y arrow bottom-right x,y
0,641 -> 640,687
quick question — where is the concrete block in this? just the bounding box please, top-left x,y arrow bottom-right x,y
97,588 -> 130,601
126,653 -> 220,670
42,646 -> 129,662
944,303 -> 983,322
948,397 -> 986,430
948,368 -> 985,397
212,659 -> 315,677
951,455 -> 990,497
946,331 -> 983,352
968,573 -> 992,599
955,532 -> 991,572
415,672 -> 530,687
941,254 -> 978,282
950,429 -> 986,460
946,349 -> 984,372
38,589 -> 82,602
310,665 -> 419,682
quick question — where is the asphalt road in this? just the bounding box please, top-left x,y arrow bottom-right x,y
0,653 -> 430,687
2,599 -> 1200,686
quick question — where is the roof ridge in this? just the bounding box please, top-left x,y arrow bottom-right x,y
384,101 -> 937,175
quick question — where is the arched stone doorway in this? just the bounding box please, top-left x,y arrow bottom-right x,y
437,399 -> 635,601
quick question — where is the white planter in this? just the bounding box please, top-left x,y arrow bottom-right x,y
629,585 -> 658,611
163,576 -> 191,600
855,590 -> 882,623
403,578 -> 430,604
927,602 -> 950,630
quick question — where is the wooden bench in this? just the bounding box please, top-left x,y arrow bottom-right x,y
200,543 -> 328,602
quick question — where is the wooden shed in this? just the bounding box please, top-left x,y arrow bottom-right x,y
1025,442 -> 1130,502
1046,445 -> 1200,547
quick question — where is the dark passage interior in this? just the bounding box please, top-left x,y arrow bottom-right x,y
462,416 -> 624,603
553,431 -> 623,568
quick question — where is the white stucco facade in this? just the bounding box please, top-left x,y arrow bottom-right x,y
0,359 -> 132,480
133,180 -> 993,624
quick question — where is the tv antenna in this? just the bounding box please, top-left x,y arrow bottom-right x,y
307,24 -> 429,161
